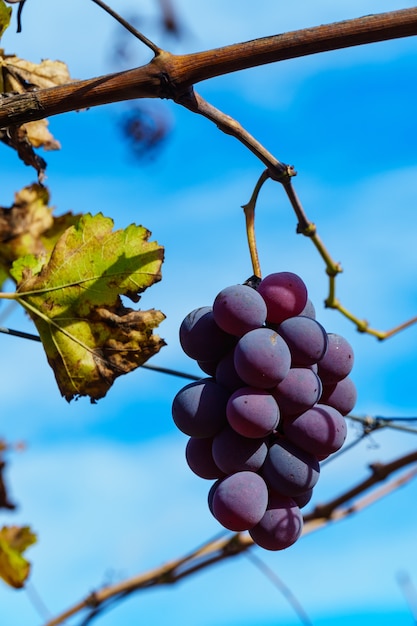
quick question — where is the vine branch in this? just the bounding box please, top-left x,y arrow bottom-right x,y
1,7 -> 416,337
178,85 -> 417,338
42,449 -> 417,626
0,9 -> 417,127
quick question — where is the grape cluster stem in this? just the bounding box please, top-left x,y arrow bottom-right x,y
176,85 -> 417,340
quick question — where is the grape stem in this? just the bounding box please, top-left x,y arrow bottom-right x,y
1,8 -> 417,338
41,449 -> 417,626
241,170 -> 271,278
177,87 -> 417,340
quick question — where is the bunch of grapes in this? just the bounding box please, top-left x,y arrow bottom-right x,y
172,272 -> 356,551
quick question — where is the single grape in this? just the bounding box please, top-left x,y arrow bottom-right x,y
263,437 -> 320,497
234,327 -> 291,389
185,437 -> 225,480
211,471 -> 268,531
208,478 -> 222,516
292,488 -> 313,509
277,316 -> 328,366
320,377 -> 357,415
172,378 -> 229,438
213,284 -> 267,336
215,348 -> 246,391
197,359 -> 218,376
299,298 -> 316,319
226,387 -> 280,438
212,425 -> 268,474
179,306 -> 235,362
317,333 -> 354,384
273,368 -> 322,417
249,493 -> 303,550
283,403 -> 347,457
258,272 -> 308,324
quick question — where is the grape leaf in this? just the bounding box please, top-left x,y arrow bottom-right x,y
0,55 -> 72,91
0,184 -> 81,288
0,54 -> 73,177
0,2 -> 11,39
0,526 -> 37,589
10,213 -> 165,401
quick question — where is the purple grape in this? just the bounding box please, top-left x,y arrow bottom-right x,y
197,359 -> 218,376
258,272 -> 308,324
292,488 -> 313,509
213,284 -> 267,336
226,387 -> 280,438
299,298 -> 316,319
277,316 -> 328,366
212,425 -> 268,474
215,348 -> 246,391
179,306 -> 235,362
208,479 -> 222,515
317,333 -> 354,384
263,437 -> 320,497
211,471 -> 268,531
320,377 -> 357,415
185,437 -> 225,480
234,328 -> 291,389
283,404 -> 347,457
249,493 -> 303,550
273,368 -> 322,417
172,378 -> 229,438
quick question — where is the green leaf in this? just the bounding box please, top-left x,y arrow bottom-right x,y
0,2 -> 11,39
11,213 -> 165,401
0,526 -> 37,589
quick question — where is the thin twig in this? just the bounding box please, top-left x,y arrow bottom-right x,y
179,87 -> 417,339
0,326 -> 41,342
304,450 -> 417,522
24,582 -> 52,622
0,326 -> 200,380
397,571 -> 417,623
245,551 -> 313,626
303,465 -> 417,535
348,414 -> 417,436
90,0 -> 161,55
140,362 -> 200,381
319,432 -> 368,466
178,89 -> 291,181
42,450 -> 417,626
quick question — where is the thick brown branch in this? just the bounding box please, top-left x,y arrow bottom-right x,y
0,59 -> 166,127
1,8 -> 417,127
174,7 -> 417,86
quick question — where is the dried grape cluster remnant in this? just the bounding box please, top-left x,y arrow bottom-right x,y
172,272 -> 356,550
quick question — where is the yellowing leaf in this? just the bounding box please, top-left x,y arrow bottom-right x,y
0,55 -> 72,91
0,185 -> 53,267
0,184 -> 81,288
0,526 -> 37,589
18,119 -> 61,151
11,213 -> 165,401
0,3 -> 11,39
0,54 -> 73,175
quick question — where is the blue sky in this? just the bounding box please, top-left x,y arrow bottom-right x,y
1,1 -> 417,625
